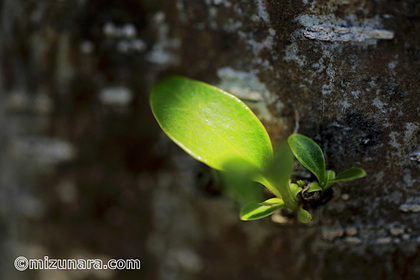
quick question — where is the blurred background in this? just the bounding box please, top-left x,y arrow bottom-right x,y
1,0 -> 420,279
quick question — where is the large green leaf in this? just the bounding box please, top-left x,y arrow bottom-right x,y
288,134 -> 326,185
150,76 -> 273,174
240,198 -> 285,221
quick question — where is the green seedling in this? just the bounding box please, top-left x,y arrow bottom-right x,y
288,134 -> 366,193
150,76 -> 366,223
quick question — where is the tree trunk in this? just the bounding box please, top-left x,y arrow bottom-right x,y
1,0 -> 419,279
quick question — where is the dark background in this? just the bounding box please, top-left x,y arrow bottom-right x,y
1,0 -> 420,279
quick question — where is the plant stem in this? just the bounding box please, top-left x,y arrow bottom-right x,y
255,175 -> 299,210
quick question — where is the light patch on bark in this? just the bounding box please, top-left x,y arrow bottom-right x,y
303,25 -> 394,42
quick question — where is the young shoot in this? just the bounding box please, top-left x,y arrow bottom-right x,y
150,76 -> 366,223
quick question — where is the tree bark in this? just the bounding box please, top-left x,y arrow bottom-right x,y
1,0 -> 419,279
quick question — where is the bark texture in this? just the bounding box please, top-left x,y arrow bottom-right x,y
1,0 -> 419,279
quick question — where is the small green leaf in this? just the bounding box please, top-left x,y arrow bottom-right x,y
297,206 -> 312,223
288,134 -> 326,185
327,170 -> 336,181
290,183 -> 302,199
297,180 -> 305,187
323,170 -> 336,190
240,198 -> 286,221
150,76 -> 273,173
308,182 -> 322,193
265,142 -> 299,210
327,167 -> 366,185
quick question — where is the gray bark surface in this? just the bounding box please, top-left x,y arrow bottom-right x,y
1,0 -> 419,279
